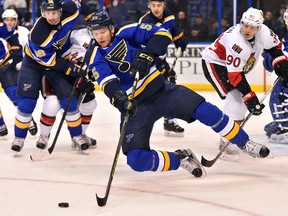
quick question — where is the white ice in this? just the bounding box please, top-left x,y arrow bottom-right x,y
0,90 -> 288,216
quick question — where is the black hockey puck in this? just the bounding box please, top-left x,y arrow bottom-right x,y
58,202 -> 69,208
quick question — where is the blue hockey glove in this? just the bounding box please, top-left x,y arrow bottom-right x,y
243,91 -> 265,115
173,32 -> 188,52
64,61 -> 87,78
262,51 -> 273,72
130,50 -> 154,80
273,55 -> 288,78
76,77 -> 95,94
110,90 -> 137,116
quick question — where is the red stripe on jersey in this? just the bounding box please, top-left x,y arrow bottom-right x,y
228,71 -> 242,87
209,39 -> 226,60
209,63 -> 228,94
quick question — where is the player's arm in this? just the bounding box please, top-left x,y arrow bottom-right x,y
6,33 -> 23,66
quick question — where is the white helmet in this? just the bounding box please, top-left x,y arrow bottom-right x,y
283,9 -> 288,25
241,7 -> 264,27
2,9 -> 18,20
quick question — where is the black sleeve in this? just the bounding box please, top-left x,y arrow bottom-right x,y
7,34 -> 23,65
146,34 -> 171,56
235,74 -> 252,96
103,79 -> 122,99
264,43 -> 285,59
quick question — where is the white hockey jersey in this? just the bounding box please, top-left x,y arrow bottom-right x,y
69,28 -> 91,64
16,25 -> 29,70
201,24 -> 282,75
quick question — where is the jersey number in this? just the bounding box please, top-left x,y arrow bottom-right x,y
227,55 -> 240,67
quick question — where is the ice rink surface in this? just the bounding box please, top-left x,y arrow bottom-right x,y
0,90 -> 288,216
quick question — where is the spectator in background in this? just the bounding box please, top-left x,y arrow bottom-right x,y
189,14 -> 209,42
209,16 -> 231,41
264,10 -> 286,40
109,0 -> 129,26
4,0 -> 26,10
175,10 -> 191,39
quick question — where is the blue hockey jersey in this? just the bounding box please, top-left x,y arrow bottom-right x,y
88,22 -> 172,100
24,0 -> 93,69
0,22 -> 16,66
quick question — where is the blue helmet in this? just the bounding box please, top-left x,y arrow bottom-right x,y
88,10 -> 113,30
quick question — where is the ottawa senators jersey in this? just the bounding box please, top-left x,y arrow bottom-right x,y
88,23 -> 171,100
24,0 -> 93,69
201,24 -> 282,74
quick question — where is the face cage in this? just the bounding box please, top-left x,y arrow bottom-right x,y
41,8 -> 62,19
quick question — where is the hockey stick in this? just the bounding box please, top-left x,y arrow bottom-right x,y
30,77 -> 80,161
96,72 -> 139,207
201,76 -> 281,167
171,47 -> 182,71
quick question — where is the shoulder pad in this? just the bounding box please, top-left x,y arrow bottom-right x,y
30,18 -> 53,46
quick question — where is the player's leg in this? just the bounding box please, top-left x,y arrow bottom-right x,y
78,93 -> 97,148
49,74 -> 89,151
0,105 -> 8,137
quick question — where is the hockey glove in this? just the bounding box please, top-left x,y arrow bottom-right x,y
110,90 -> 137,116
173,32 -> 188,52
130,50 -> 154,80
262,51 -> 273,72
272,55 -> 288,78
64,61 -> 87,78
243,91 -> 265,116
76,77 -> 95,94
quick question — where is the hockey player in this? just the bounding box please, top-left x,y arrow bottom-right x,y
138,0 -> 188,137
0,9 -> 38,137
262,9 -> 288,143
87,10 -> 270,177
201,7 -> 288,159
36,27 -> 97,150
11,0 -> 94,153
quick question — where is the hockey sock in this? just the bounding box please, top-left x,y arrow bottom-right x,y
193,101 -> 249,147
126,149 -> 180,172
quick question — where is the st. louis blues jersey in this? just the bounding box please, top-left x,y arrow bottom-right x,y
139,9 -> 180,37
0,22 -> 16,65
88,23 -> 172,101
24,0 -> 93,69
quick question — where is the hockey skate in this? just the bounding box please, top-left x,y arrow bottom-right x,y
164,119 -> 184,137
219,139 -> 240,161
82,134 -> 97,148
175,149 -> 205,177
11,137 -> 25,152
71,135 -> 89,151
0,124 -> 8,137
242,140 -> 270,158
269,130 -> 288,144
36,134 -> 50,150
28,118 -> 38,136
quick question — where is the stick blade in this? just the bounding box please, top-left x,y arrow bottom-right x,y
96,194 -> 107,207
30,150 -> 51,161
201,156 -> 215,167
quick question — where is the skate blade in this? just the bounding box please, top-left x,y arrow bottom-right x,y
164,131 -> 184,137
71,145 -> 89,155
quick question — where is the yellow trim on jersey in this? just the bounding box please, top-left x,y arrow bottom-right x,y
224,122 -> 240,140
132,71 -> 161,98
0,52 -> 11,66
24,45 -> 57,67
41,30 -> 56,47
15,119 -> 30,129
161,151 -> 170,172
66,118 -> 82,128
164,15 -> 175,22
155,31 -> 172,40
117,23 -> 138,35
62,10 -> 79,26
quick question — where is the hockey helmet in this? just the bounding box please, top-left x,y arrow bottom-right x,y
284,9 -> 288,25
241,7 -> 264,27
148,0 -> 165,2
2,9 -> 18,20
88,10 -> 113,31
40,0 -> 62,16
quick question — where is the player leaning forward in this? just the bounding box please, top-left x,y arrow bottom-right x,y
11,0 -> 93,152
87,10 -> 270,177
201,7 -> 288,158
